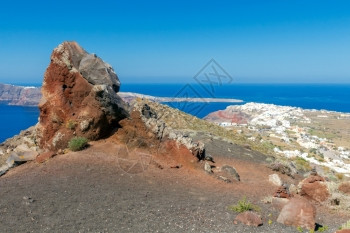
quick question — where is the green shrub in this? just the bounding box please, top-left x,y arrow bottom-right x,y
228,197 -> 260,213
68,137 -> 88,151
294,157 -> 311,172
318,225 -> 328,232
340,220 -> 350,230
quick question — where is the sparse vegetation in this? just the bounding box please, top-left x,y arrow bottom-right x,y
140,100 -> 279,157
309,128 -> 336,140
340,220 -> 350,230
317,225 -> 328,232
293,157 -> 312,172
68,137 -> 88,151
228,196 -> 260,213
336,173 -> 344,180
66,120 -> 77,130
267,213 -> 273,225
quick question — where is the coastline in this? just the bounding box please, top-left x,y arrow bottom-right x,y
204,102 -> 350,175
118,92 -> 243,103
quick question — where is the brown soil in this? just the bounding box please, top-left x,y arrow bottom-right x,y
0,136 -> 348,232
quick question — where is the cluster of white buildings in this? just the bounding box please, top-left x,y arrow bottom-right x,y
217,103 -> 350,174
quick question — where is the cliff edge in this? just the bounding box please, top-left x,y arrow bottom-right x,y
0,84 -> 41,106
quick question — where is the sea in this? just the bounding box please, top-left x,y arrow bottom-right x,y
1,83 -> 350,143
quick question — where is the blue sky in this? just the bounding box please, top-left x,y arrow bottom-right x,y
0,0 -> 350,84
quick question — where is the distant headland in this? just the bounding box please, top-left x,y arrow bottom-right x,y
0,83 -> 243,106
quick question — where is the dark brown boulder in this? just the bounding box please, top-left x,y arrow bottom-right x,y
36,41 -> 128,151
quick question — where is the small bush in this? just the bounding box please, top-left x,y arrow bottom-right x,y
336,173 -> 344,180
66,120 -> 76,130
68,137 -> 88,151
228,197 -> 260,213
317,225 -> 328,232
294,157 -> 311,172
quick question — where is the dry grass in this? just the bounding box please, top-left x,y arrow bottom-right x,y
327,181 -> 350,213
139,100 -> 279,157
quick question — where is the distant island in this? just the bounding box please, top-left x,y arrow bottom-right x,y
0,83 -> 243,106
118,92 -> 243,103
0,83 -> 41,106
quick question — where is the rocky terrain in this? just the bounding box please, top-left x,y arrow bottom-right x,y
1,41 -> 350,233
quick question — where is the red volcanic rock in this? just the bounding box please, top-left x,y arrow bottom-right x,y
277,197 -> 316,230
36,151 -> 56,163
338,181 -> 350,194
235,211 -> 263,227
273,185 -> 291,198
298,175 -> 330,202
203,108 -> 250,125
335,230 -> 350,233
36,41 -> 128,151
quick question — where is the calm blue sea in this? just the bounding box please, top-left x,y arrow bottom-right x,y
0,105 -> 39,143
1,83 -> 350,142
121,83 -> 350,117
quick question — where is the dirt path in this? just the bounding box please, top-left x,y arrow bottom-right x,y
0,140 -> 348,232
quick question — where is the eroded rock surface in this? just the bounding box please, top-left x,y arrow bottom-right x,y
36,41 -> 128,151
277,197 -> 316,230
131,100 -> 207,160
298,175 -> 330,202
235,211 -> 263,227
0,127 -> 38,176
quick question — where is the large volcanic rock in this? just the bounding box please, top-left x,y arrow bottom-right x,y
298,175 -> 330,203
36,41 -> 128,151
277,197 -> 316,230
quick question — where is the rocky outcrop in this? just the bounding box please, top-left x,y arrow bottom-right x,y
132,101 -> 207,160
277,197 -> 316,230
269,161 -> 298,178
36,41 -> 128,151
234,211 -> 263,227
298,175 -> 330,203
0,127 -> 38,176
0,84 -> 41,106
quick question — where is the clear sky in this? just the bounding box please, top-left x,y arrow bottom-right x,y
0,0 -> 350,84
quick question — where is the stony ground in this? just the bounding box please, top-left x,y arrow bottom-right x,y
0,137 -> 348,233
